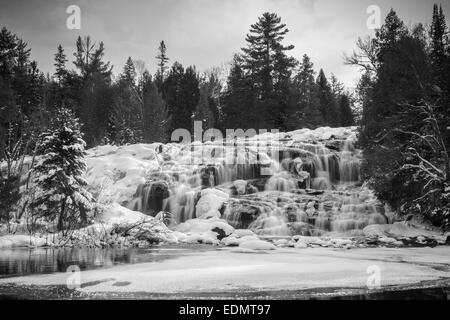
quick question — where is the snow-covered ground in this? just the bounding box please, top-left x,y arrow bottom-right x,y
1,246 -> 449,297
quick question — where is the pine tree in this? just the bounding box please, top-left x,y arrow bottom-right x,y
316,69 -> 338,126
0,28 -> 44,224
155,41 -> 169,87
121,56 -> 136,85
54,45 -> 68,85
330,74 -> 344,97
143,81 -> 170,143
338,94 -> 354,126
72,36 -> 113,146
163,62 -> 200,133
240,12 -> 297,129
286,54 -> 322,129
194,85 -> 215,131
430,4 -> 447,79
32,108 -> 93,231
221,55 -> 258,129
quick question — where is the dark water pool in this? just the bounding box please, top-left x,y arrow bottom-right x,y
0,246 -> 209,278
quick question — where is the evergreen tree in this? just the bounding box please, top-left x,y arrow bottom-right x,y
54,45 -> 68,85
430,4 -> 447,82
155,41 -> 169,88
121,56 -> 137,85
194,84 -> 215,131
0,28 -> 44,223
287,54 -> 322,129
72,36 -> 113,146
221,55 -> 258,129
32,108 -> 93,231
163,62 -> 200,133
143,80 -> 170,143
316,69 -> 338,126
338,94 -> 354,126
241,12 -> 296,128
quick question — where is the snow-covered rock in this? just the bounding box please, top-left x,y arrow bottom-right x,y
363,222 -> 443,240
175,217 -> 234,239
233,180 -> 248,195
85,144 -> 161,204
195,188 -> 229,219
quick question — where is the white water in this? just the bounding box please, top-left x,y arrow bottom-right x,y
127,127 -> 392,237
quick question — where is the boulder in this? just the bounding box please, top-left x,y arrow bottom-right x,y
195,188 -> 229,219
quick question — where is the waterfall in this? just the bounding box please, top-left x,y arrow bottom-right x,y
127,127 -> 392,236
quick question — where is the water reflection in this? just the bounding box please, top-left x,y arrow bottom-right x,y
0,247 -> 190,278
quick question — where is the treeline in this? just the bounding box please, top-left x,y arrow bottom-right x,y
0,12 -> 355,226
349,5 -> 450,229
1,12 -> 355,150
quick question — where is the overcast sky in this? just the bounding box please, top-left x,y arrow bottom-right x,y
1,0 -> 449,89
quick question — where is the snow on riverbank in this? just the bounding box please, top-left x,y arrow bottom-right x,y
0,235 -> 52,248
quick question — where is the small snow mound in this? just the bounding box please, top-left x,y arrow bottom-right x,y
239,239 -> 276,250
99,203 -> 148,225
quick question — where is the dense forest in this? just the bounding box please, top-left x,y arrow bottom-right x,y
349,5 -> 450,230
0,5 -> 449,231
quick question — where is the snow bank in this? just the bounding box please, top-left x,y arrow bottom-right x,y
0,235 -> 52,248
239,239 -> 276,250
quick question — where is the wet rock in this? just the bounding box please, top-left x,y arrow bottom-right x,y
200,166 -> 219,188
212,227 -> 228,240
325,140 -> 341,151
133,181 -> 170,216
305,189 -> 324,196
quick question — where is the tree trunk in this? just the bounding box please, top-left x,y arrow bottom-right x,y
58,197 -> 67,231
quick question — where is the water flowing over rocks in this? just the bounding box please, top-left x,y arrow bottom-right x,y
22,126 -> 438,250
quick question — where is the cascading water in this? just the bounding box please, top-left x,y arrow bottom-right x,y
128,127 -> 392,236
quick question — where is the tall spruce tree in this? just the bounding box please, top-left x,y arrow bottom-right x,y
163,62 -> 200,133
72,36 -> 113,146
54,45 -> 68,85
143,80 -> 170,143
287,54 -> 322,129
32,108 -> 93,231
241,12 -> 296,129
155,41 -> 169,88
316,69 -> 338,126
221,55 -> 258,129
